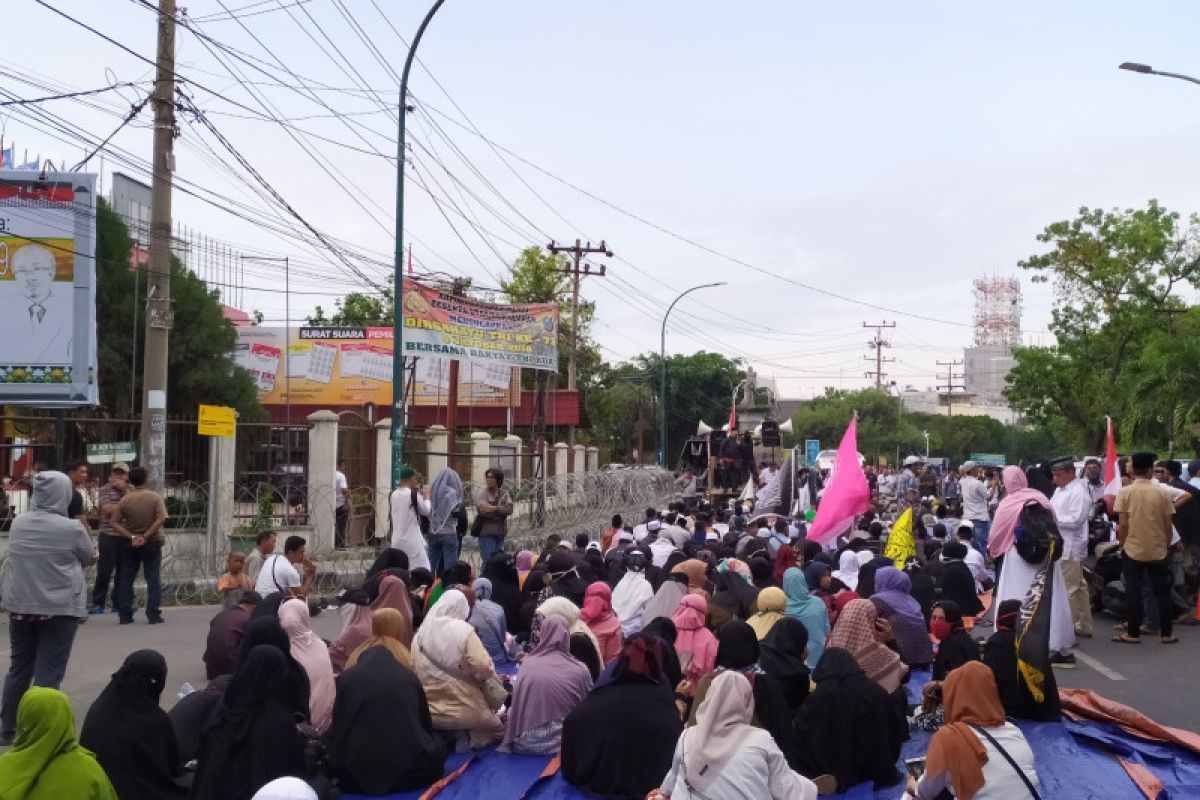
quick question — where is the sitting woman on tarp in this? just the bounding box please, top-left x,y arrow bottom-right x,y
500,616 -> 593,755
870,566 -> 934,669
562,635 -> 683,799
792,648 -> 904,793
909,661 -> 1040,800
0,688 -> 117,800
468,578 -> 514,664
651,671 -> 821,800
411,589 -> 506,749
983,599 -> 1060,721
931,600 -> 981,681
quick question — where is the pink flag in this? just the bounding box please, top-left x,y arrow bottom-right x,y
807,415 -> 870,544
1104,416 -> 1121,497
727,401 -> 738,434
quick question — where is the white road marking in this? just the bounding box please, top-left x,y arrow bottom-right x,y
1074,651 -> 1128,681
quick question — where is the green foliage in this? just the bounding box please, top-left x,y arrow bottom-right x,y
588,351 -> 743,464
309,287 -> 394,326
1004,201 -> 1200,454
95,198 -> 264,420
789,388 -> 1068,465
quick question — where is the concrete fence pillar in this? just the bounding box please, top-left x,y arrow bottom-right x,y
373,419 -> 392,543
554,442 -> 569,494
585,446 -> 599,473
571,444 -> 586,474
205,426 -> 238,572
427,425 -> 449,479
306,410 -> 338,556
471,431 -> 491,489
505,434 -> 524,484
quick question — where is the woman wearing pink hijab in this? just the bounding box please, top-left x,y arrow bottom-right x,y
279,598 -> 336,733
671,593 -> 718,684
580,582 -> 623,664
329,574 -> 413,673
990,466 -> 1075,655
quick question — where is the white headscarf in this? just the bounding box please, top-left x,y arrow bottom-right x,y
412,588 -> 473,678
252,777 -> 318,800
535,596 -> 600,658
611,567 -> 654,636
832,549 -> 860,591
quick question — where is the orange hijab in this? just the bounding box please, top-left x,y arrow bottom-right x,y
671,559 -> 709,594
347,608 -> 413,670
925,661 -> 1007,800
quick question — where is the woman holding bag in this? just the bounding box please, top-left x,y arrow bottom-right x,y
472,468 -> 513,564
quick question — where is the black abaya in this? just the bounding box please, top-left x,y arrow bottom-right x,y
754,618 -> 810,769
793,647 -> 903,792
169,676 -> 230,764
237,616 -> 311,721
983,611 -> 1060,722
561,642 -> 683,799
481,552 -> 524,635
932,629 -> 981,681
80,649 -> 188,800
191,646 -> 309,800
939,560 -> 984,616
324,648 -> 446,794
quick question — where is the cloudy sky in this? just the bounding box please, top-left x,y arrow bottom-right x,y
6,0 -> 1200,398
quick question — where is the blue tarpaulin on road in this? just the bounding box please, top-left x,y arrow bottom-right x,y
341,698 -> 1200,800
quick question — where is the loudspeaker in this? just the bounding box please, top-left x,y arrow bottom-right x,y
760,419 -> 781,447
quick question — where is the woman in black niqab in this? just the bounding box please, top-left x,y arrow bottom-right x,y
80,649 -> 187,799
168,675 -> 231,764
982,599 -> 1060,721
324,647 -> 445,794
561,635 -> 683,799
237,615 -> 311,721
190,646 -> 309,800
793,647 -> 904,792
937,542 -> 985,617
753,617 -> 810,769
640,617 -> 683,691
481,551 -> 524,635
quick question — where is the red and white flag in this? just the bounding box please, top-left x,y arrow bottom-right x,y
727,401 -> 738,434
807,415 -> 871,544
1103,416 -> 1121,497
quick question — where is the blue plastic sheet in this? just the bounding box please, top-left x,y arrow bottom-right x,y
338,717 -> 1200,800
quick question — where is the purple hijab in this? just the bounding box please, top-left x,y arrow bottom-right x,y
500,615 -> 593,750
871,566 -> 933,665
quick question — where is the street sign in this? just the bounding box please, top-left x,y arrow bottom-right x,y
969,452 -> 1007,466
197,404 -> 237,437
86,441 -> 137,464
805,439 -> 820,467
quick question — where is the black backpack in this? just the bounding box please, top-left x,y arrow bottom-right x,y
1014,501 -> 1063,564
410,487 -> 431,536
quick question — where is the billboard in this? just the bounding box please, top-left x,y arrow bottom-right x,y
401,278 -> 559,371
234,326 -> 520,408
0,172 -> 98,406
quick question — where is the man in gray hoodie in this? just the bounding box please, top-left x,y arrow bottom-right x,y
0,470 -> 96,743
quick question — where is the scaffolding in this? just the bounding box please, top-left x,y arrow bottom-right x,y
972,276 -> 1022,347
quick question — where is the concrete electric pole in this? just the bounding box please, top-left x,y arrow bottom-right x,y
863,321 -> 895,388
547,239 -> 611,446
139,0 -> 177,490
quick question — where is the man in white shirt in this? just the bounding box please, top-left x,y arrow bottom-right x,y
953,522 -> 992,592
633,508 -> 658,543
646,521 -> 676,567
254,534 -> 315,599
1048,457 -> 1093,638
957,461 -> 991,555
388,466 -> 432,571
334,460 -> 350,549
659,513 -> 691,549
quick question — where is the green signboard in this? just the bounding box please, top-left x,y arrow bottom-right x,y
87,441 -> 137,464
969,452 -> 1006,466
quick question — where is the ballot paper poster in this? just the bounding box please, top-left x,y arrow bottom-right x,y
0,171 -> 98,406
234,326 -> 519,407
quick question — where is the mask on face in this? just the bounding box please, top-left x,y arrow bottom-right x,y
930,619 -> 953,641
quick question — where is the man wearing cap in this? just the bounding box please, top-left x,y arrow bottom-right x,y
898,456 -> 922,512
958,461 -> 991,555
388,466 -> 432,572
1049,456 -> 1093,638
647,521 -> 676,568
90,463 -> 129,615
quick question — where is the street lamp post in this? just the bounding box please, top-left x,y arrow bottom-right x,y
659,282 -> 725,467
1119,61 -> 1200,87
391,0 -> 447,486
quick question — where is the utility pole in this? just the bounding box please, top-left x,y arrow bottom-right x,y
547,239 -> 612,446
140,0 -> 177,491
936,359 -> 966,417
444,278 -> 470,450
862,321 -> 896,387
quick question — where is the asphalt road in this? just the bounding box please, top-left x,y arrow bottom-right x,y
0,603 -> 1196,733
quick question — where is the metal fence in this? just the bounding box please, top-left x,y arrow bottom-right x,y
0,466 -> 672,607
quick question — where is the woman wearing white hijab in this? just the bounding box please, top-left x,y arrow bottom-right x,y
427,467 -> 464,577
611,551 -> 655,636
411,588 -> 505,748
831,550 -> 860,592
251,777 -> 317,800
653,671 -> 818,800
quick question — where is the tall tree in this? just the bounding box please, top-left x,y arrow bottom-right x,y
1005,201 -> 1200,451
95,198 -> 263,420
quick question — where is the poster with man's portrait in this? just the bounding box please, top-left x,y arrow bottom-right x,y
0,172 -> 98,406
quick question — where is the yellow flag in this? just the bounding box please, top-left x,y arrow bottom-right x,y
884,507 -> 916,568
